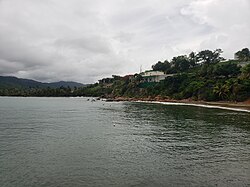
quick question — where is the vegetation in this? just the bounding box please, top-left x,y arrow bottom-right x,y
235,48 -> 250,61
1,48 -> 250,102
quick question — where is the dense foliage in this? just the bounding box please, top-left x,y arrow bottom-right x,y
1,48 -> 250,102
90,48 -> 250,102
235,48 -> 250,61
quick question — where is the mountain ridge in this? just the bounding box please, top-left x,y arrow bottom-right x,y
0,76 -> 85,89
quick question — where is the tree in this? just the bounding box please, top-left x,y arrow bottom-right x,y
213,83 -> 230,100
213,62 -> 240,77
241,64 -> 250,78
171,55 -> 192,72
152,60 -> 171,72
197,49 -> 224,65
235,48 -> 250,61
188,51 -> 197,67
134,74 -> 142,82
225,79 -> 241,101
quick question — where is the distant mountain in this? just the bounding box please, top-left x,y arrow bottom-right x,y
47,81 -> 85,88
0,76 -> 85,89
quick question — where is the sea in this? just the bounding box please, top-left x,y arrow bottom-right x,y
0,97 -> 249,187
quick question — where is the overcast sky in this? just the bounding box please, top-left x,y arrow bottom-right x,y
0,0 -> 249,83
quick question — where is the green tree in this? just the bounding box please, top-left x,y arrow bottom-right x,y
213,83 -> 230,100
213,62 -> 240,78
188,51 -> 197,67
197,49 -> 224,65
235,48 -> 250,61
152,60 -> 171,72
171,55 -> 192,72
241,63 -> 250,78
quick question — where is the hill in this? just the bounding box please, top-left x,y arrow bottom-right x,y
0,76 -> 85,89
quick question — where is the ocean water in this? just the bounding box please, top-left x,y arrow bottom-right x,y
0,97 -> 249,187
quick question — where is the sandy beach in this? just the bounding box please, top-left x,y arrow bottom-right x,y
105,96 -> 250,112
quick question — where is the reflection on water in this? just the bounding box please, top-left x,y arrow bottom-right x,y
0,97 -> 249,187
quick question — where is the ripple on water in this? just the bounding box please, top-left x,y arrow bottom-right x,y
0,97 -> 249,187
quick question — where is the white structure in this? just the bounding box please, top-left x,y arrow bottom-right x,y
140,71 -> 174,82
238,61 -> 250,67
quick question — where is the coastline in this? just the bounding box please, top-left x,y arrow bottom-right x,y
1,95 -> 249,112
105,96 -> 250,113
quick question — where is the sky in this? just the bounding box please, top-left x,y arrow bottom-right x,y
0,0 -> 249,83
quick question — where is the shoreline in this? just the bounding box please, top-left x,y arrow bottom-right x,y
1,96 -> 249,112
105,97 -> 250,113
135,100 -> 250,113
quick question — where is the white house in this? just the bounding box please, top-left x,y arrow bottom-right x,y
238,61 -> 250,67
140,71 -> 174,83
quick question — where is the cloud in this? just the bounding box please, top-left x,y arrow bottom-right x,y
180,0 -> 250,57
54,35 -> 112,54
0,0 -> 249,83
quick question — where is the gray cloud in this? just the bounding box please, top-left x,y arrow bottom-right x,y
0,0 -> 249,83
54,36 -> 112,54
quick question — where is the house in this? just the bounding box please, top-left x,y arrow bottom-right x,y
140,70 -> 174,83
238,61 -> 250,67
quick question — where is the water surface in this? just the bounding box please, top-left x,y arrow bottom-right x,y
0,97 -> 249,186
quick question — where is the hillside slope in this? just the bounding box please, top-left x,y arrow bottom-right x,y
0,76 -> 85,89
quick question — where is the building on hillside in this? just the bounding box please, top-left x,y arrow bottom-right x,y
140,70 -> 174,83
234,53 -> 239,61
238,61 -> 250,67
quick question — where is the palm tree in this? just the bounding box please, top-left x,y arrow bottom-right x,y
213,83 -> 230,100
